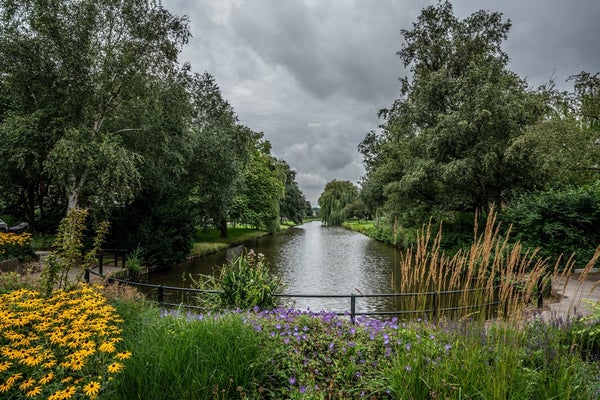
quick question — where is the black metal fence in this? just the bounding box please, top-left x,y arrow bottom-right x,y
85,267 -> 512,322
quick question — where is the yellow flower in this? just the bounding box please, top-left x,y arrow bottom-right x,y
63,385 -> 77,398
39,372 -> 54,384
83,381 -> 101,397
114,350 -> 132,360
0,382 -> 13,393
0,360 -> 11,372
107,362 -> 124,373
19,377 -> 35,390
7,372 -> 23,385
25,386 -> 42,398
98,341 -> 115,353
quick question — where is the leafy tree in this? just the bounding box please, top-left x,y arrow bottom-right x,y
359,1 -> 544,228
278,160 -> 307,224
504,72 -> 600,191
187,73 -> 255,238
237,141 -> 286,233
318,180 -> 359,226
0,0 -> 190,214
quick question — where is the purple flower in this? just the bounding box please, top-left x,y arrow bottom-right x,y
405,365 -> 412,371
289,377 -> 296,385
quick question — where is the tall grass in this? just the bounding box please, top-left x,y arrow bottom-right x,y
394,207 -> 582,321
111,299 -> 273,400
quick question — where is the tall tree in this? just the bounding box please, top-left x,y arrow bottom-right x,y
360,1 -> 543,227
0,0 -> 190,214
318,180 -> 359,226
187,73 -> 255,238
278,160 -> 307,225
235,141 -> 286,233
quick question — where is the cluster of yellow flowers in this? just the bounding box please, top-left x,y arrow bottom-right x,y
0,231 -> 32,260
0,285 -> 131,399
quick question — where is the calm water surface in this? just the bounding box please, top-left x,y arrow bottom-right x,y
148,221 -> 403,313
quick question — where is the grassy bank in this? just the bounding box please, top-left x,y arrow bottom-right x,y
343,220 -> 416,249
190,225 -> 291,257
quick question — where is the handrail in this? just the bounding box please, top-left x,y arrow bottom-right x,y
85,268 -> 507,322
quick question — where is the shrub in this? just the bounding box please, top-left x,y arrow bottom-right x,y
502,184 -> 600,267
192,249 -> 284,311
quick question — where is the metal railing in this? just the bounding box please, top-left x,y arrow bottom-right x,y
85,267 -> 510,322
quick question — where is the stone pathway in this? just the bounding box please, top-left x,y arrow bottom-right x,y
535,273 -> 600,321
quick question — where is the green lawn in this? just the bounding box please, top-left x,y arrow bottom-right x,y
190,225 -> 291,257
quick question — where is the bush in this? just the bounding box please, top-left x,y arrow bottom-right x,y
192,249 -> 284,311
108,189 -> 196,269
501,184 -> 600,267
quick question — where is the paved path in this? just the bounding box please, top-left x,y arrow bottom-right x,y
536,273 -> 600,321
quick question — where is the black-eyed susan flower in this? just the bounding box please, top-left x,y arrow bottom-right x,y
107,362 -> 124,373
83,381 -> 101,398
25,386 -> 42,398
39,372 -> 54,385
115,350 -> 132,360
18,377 -> 35,391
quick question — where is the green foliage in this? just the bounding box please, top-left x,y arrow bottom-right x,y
124,246 -> 144,272
109,189 -> 196,269
0,271 -> 27,293
111,304 -> 272,400
359,1 -> 545,228
386,322 -> 600,399
571,301 -> 600,360
40,209 -> 110,295
318,180 -> 359,226
192,250 -> 284,311
40,209 -> 89,295
501,183 -> 600,266
278,160 -> 307,225
0,0 -> 191,213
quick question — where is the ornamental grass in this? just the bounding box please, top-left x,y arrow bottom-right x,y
0,285 -> 130,399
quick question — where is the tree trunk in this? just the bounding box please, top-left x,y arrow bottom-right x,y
219,218 -> 228,238
67,190 -> 79,211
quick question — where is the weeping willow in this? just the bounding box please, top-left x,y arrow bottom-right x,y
318,180 -> 358,226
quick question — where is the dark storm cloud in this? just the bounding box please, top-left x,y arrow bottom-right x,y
165,0 -> 600,205
229,0 -> 403,103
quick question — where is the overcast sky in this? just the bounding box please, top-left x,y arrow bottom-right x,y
164,0 -> 600,206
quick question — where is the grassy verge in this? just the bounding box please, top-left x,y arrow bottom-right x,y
108,296 -> 600,400
190,225 -> 291,257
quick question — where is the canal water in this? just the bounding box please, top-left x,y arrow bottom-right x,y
147,221 -> 403,313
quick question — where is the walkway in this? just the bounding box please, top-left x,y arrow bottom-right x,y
536,272 -> 600,321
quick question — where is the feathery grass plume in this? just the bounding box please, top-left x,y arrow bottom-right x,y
396,206 -> 558,322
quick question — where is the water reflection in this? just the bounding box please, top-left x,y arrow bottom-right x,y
147,221 -> 403,313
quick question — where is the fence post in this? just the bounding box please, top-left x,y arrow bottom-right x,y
98,250 -> 104,276
350,293 -> 356,324
84,269 -> 89,283
432,291 -> 438,322
158,285 -> 164,304
537,275 -> 544,308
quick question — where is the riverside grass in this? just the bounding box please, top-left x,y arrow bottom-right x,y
108,300 -> 600,400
